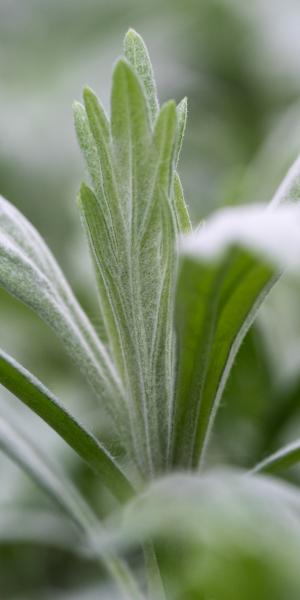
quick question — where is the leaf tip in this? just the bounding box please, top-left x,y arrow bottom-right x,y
161,99 -> 177,120
72,100 -> 85,122
178,96 -> 188,112
124,27 -> 142,48
82,85 -> 97,108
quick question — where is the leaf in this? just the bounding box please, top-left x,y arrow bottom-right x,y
149,101 -> 177,197
78,182 -> 146,468
78,184 -> 128,379
173,172 -> 191,233
73,101 -> 103,199
271,154 -> 300,207
174,97 -> 187,167
111,58 -> 151,229
83,86 -> 125,240
124,28 -> 159,124
99,471 -> 300,599
76,31 -> 189,476
79,92 -> 179,475
0,195 -> 124,428
172,98 -> 191,233
0,504 -> 83,554
0,415 -> 97,532
123,29 -> 190,235
252,439 -> 300,475
138,99 -> 177,341
148,191 -> 177,465
172,203 -> 300,468
0,415 -> 144,599
0,348 -> 134,503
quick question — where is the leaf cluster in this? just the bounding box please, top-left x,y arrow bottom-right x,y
1,28 -> 300,599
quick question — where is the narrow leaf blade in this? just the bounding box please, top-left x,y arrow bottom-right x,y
174,97 -> 187,167
252,440 -> 300,475
0,195 -> 123,423
124,28 -> 159,123
173,172 -> 192,233
271,154 -> 300,207
111,58 -> 151,228
0,415 -> 96,532
0,348 -> 134,502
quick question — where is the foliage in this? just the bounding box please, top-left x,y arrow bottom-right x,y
1,28 -> 300,599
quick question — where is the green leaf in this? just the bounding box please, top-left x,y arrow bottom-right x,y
172,203 -> 300,468
0,415 -> 144,599
0,195 -> 124,427
78,182 -> 145,467
76,32 -> 190,476
111,58 -> 151,230
271,154 -> 300,207
173,172 -> 192,233
252,439 -> 300,474
97,471 -> 300,599
0,415 -> 97,532
174,97 -> 187,167
73,101 -> 103,199
79,96 -> 179,475
124,28 -> 159,123
83,86 -> 124,241
0,504 -> 83,554
139,100 -> 177,240
0,348 -> 134,503
148,190 -> 177,465
78,183 -> 127,379
172,98 -> 191,233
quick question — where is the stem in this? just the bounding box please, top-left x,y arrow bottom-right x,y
144,543 -> 166,600
106,555 -> 146,600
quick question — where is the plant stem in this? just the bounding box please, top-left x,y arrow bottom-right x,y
106,555 -> 146,600
144,543 -> 166,600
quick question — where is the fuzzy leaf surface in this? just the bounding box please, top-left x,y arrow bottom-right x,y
97,471 -> 300,599
124,28 -> 159,123
77,39 -> 183,476
0,195 -> 124,427
0,505 -> 83,553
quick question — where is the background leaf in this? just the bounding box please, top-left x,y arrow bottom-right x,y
101,470 -> 300,600
172,203 -> 300,468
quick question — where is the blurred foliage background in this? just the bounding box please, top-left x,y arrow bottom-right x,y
2,0 -> 300,597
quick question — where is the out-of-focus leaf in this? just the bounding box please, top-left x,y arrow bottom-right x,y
0,415 -> 97,533
172,203 -> 300,468
0,416 -> 144,599
0,348 -> 134,503
217,325 -> 273,467
103,470 -> 300,599
252,439 -> 300,475
0,505 -> 82,554
271,154 -> 300,207
258,374 -> 300,459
